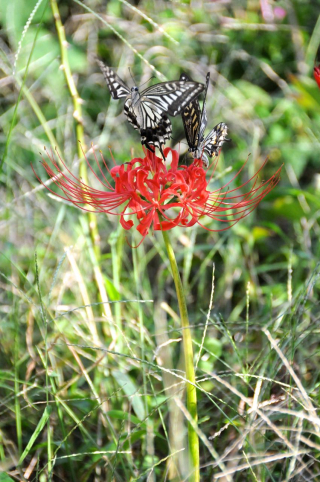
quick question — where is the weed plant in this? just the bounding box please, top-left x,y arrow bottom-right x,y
1,1 -> 320,481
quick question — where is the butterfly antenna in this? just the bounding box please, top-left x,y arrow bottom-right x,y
128,67 -> 136,85
138,76 -> 155,89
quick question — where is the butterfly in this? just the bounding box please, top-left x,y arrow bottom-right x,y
180,72 -> 229,167
97,59 -> 205,159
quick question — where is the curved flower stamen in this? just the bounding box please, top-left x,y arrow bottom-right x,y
34,146 -> 282,239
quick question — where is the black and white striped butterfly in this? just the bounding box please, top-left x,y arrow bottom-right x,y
97,60 -> 205,158
180,72 -> 229,167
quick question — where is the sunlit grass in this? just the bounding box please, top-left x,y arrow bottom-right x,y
1,0 -> 320,481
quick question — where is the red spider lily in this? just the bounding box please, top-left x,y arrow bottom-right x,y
314,65 -> 320,89
34,146 -> 282,242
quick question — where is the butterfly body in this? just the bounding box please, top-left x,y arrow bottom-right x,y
97,60 -> 205,158
123,96 -> 172,153
129,86 -> 144,110
180,72 -> 229,167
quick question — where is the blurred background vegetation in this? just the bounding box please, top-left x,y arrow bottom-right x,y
1,0 -> 320,481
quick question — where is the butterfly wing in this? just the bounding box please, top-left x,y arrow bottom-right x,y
140,113 -> 172,156
198,73 -> 210,140
97,63 -> 202,158
97,59 -> 130,99
203,122 -> 229,158
141,80 -> 205,117
124,98 -> 172,158
123,100 -> 140,130
179,73 -> 202,150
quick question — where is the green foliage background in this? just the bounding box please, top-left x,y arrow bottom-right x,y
1,1 -> 320,481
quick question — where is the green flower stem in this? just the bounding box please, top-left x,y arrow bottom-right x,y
161,229 -> 200,482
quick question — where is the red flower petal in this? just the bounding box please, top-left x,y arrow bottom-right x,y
34,145 -> 282,241
314,66 -> 320,89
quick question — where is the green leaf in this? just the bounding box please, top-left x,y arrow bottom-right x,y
112,370 -> 145,421
0,474 -> 15,482
104,277 -> 120,301
18,406 -> 52,465
107,409 -> 146,426
122,430 -> 146,450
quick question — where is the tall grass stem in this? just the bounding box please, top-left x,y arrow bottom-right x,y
49,0 -> 100,256
50,0 -> 115,332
